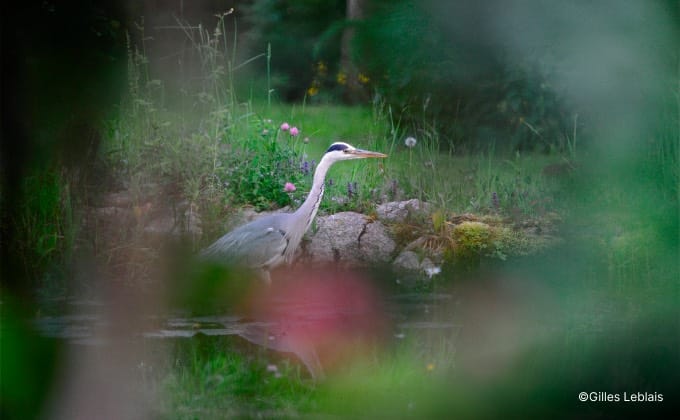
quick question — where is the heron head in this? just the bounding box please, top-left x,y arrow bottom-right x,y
324,142 -> 388,162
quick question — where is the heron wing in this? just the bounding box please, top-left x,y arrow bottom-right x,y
200,216 -> 289,269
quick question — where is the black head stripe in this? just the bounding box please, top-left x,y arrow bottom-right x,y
325,143 -> 349,153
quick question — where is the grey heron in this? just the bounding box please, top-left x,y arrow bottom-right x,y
201,142 -> 387,283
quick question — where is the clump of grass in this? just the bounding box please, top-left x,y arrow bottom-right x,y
217,118 -> 310,210
14,169 -> 76,290
157,337 -> 314,417
371,99 -> 566,220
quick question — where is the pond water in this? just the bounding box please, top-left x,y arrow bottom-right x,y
25,267 -> 678,420
33,291 -> 462,380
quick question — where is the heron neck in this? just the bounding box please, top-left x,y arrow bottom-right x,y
293,155 -> 333,233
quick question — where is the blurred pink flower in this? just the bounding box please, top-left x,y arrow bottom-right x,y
280,122 -> 290,131
284,182 -> 296,192
290,126 -> 300,136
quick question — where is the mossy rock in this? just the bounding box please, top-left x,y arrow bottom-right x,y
450,220 -> 554,265
453,222 -> 492,254
491,226 -> 555,259
391,209 -> 561,270
451,221 -> 492,268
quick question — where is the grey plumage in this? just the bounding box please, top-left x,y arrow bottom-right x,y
201,214 -> 293,268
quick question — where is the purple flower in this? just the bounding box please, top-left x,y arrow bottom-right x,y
491,191 -> 500,210
300,161 -> 310,175
289,126 -> 300,136
284,182 -> 296,192
390,179 -> 398,198
347,181 -> 358,198
280,122 -> 290,131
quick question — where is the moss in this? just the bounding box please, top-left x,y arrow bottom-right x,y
448,220 -> 554,266
453,222 -> 491,254
492,226 -> 554,258
451,221 -> 492,267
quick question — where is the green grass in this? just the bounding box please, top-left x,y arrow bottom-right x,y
153,329 -> 461,418
102,95 -> 565,223
12,169 -> 77,290
156,338 -> 314,418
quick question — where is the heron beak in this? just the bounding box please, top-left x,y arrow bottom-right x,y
348,148 -> 388,158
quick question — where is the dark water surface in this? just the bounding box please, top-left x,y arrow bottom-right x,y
33,291 -> 462,379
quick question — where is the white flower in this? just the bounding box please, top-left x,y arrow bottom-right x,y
404,136 -> 417,148
424,266 -> 441,278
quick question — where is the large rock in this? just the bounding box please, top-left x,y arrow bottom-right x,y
376,199 -> 430,223
393,245 -> 441,278
392,250 -> 421,271
100,191 -> 134,208
144,206 -> 202,240
304,212 -> 395,265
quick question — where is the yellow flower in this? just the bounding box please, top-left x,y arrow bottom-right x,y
307,79 -> 320,96
358,73 -> 370,84
336,71 -> 347,85
316,61 -> 328,76
426,363 -> 435,372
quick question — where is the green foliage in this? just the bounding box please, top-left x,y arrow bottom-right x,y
0,304 -> 59,419
245,0 -> 579,149
14,170 -> 75,287
351,1 -> 570,151
159,337 -> 313,417
490,224 -> 555,260
218,118 -> 309,210
374,101 -> 563,219
245,0 -> 346,100
470,151 -> 558,216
